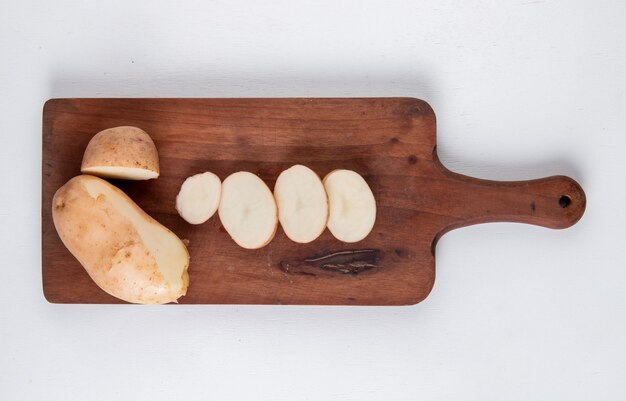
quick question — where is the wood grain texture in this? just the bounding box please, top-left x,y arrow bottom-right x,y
41,98 -> 586,305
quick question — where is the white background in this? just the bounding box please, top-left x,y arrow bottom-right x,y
1,1 -> 625,400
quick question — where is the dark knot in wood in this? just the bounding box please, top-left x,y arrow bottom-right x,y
280,249 -> 380,276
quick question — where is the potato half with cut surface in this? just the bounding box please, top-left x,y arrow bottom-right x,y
52,175 -> 189,304
274,164 -> 328,243
176,172 -> 222,225
81,126 -> 160,180
323,169 -> 376,243
218,172 -> 278,249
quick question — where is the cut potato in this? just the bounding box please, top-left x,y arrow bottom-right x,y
82,166 -> 158,180
52,175 -> 189,304
176,172 -> 222,224
323,169 -> 376,243
274,165 -> 328,243
81,126 -> 160,180
218,172 -> 277,249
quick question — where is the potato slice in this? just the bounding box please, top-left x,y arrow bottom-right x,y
274,165 -> 328,243
218,172 -> 277,249
81,126 -> 160,180
323,169 -> 376,243
176,172 -> 222,224
52,175 -> 189,304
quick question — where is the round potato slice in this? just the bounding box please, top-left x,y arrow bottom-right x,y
81,126 -> 160,180
176,172 -> 222,224
274,165 -> 328,243
52,175 -> 189,304
218,172 -> 277,249
323,169 -> 376,243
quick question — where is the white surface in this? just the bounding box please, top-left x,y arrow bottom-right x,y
1,0 -> 625,399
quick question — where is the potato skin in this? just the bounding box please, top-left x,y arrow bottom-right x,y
52,175 -> 189,304
81,126 -> 160,177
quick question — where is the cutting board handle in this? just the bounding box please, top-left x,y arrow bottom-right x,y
437,161 -> 586,233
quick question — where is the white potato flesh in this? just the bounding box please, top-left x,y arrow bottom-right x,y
52,175 -> 189,304
176,172 -> 222,224
323,170 -> 376,243
82,166 -> 159,180
218,172 -> 277,249
274,165 -> 328,243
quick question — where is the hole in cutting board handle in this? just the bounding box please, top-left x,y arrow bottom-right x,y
559,195 -> 571,208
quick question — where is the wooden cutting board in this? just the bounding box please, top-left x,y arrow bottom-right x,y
42,98 -> 586,305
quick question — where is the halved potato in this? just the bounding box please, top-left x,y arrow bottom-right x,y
176,172 -> 222,224
52,175 -> 189,304
81,126 -> 160,180
218,172 -> 277,249
323,169 -> 376,243
274,164 -> 328,243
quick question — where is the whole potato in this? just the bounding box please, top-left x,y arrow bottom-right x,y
52,175 -> 189,304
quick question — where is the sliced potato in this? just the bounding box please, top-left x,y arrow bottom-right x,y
274,164 -> 328,243
176,172 -> 222,224
218,172 -> 277,249
323,169 -> 376,243
81,126 -> 159,180
52,175 -> 189,304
